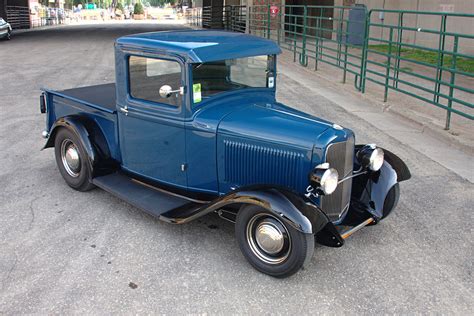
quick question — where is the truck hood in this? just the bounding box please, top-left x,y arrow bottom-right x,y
217,103 -> 334,149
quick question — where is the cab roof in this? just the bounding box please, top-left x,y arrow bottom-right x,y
116,30 -> 282,63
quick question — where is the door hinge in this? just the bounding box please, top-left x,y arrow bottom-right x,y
181,163 -> 188,172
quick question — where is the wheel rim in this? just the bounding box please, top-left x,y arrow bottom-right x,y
60,139 -> 81,177
246,213 -> 291,265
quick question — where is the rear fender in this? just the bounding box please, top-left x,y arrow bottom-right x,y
43,116 -> 113,178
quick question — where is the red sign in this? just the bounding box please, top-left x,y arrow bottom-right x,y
270,5 -> 279,17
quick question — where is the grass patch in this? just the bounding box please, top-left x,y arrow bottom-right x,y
382,60 -> 413,72
369,44 -> 474,73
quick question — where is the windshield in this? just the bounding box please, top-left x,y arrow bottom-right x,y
191,55 -> 275,104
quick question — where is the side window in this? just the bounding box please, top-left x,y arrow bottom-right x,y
229,56 -> 268,87
129,56 -> 182,107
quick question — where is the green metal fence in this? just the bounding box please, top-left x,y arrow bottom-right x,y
238,5 -> 474,130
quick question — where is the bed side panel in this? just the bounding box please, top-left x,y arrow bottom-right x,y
47,93 -> 119,161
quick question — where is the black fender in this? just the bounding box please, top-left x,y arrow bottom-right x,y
381,147 -> 411,182
43,116 -> 115,178
354,145 -> 411,182
228,188 -> 329,235
198,187 -> 331,235
349,145 -> 411,220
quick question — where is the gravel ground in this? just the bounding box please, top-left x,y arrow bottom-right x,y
0,22 -> 473,314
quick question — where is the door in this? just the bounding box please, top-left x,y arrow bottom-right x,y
118,55 -> 187,188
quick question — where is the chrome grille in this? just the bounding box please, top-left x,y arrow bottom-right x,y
320,136 -> 355,221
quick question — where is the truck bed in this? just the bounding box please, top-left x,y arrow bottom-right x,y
59,83 -> 116,113
44,82 -> 120,160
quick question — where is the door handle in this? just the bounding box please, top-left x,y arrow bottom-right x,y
119,106 -> 128,115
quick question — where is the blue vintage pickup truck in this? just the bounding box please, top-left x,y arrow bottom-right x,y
40,30 -> 410,278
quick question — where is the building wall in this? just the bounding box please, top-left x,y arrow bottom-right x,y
0,0 -> 7,20
192,0 -> 203,7
353,0 -> 474,53
246,0 -> 473,53
2,0 -> 31,28
224,0 -> 242,5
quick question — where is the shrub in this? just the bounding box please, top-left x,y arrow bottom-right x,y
134,2 -> 144,15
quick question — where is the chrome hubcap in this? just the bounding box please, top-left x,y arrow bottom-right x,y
255,221 -> 284,254
61,139 -> 81,177
246,214 -> 291,265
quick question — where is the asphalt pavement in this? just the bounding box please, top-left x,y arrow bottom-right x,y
0,22 -> 473,314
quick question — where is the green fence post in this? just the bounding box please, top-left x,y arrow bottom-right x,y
277,5 -> 281,45
267,3 -> 271,39
343,8 -> 349,83
293,8 -> 297,63
434,14 -> 447,104
299,5 -> 308,66
360,10 -> 371,93
337,8 -> 344,67
445,35 -> 458,130
393,12 -> 403,88
314,9 -> 320,70
384,27 -> 394,102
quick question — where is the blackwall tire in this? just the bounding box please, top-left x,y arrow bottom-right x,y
381,183 -> 400,219
235,205 -> 314,278
54,128 -> 95,192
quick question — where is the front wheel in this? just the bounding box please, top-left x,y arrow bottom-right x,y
235,205 -> 314,278
6,29 -> 11,40
381,183 -> 400,219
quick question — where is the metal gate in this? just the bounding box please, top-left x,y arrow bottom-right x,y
6,5 -> 30,29
188,5 -> 474,130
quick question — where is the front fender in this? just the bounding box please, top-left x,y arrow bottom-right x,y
199,187 -> 330,234
350,146 -> 410,220
366,161 -> 398,219
382,147 -> 411,182
234,189 -> 314,234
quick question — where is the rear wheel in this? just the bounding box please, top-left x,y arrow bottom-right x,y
235,205 -> 314,278
54,128 -> 95,191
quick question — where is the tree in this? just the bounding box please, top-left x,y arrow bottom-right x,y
146,0 -> 176,7
134,2 -> 145,14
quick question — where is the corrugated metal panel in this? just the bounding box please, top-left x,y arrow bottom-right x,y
6,6 -> 30,30
321,136 -> 355,221
223,140 -> 306,191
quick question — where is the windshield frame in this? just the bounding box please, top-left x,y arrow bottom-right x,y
190,54 -> 276,108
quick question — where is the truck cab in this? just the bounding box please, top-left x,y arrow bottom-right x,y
40,30 -> 410,278
114,30 -> 285,196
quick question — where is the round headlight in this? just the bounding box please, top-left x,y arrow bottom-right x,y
320,168 -> 339,195
369,148 -> 384,171
356,144 -> 384,171
309,165 -> 339,195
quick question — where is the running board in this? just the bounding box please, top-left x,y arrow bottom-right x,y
340,217 -> 375,239
92,172 -> 200,220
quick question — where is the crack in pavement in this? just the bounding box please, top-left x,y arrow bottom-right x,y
26,197 -> 39,233
0,252 -> 18,292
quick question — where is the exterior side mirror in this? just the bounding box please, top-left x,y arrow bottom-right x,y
159,85 -> 183,98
